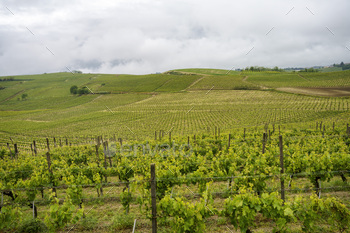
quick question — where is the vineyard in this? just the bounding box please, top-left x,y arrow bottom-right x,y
1,69 -> 350,232
1,88 -> 350,141
1,123 -> 350,232
244,70 -> 350,88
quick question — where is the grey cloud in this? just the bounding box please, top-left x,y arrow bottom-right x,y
0,0 -> 350,76
110,58 -> 142,67
73,59 -> 103,70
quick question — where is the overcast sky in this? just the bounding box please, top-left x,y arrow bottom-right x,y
0,0 -> 349,75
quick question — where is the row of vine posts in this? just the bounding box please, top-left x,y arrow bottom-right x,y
1,122 -> 350,232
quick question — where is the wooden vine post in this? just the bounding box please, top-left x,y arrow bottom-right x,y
262,133 -> 267,154
228,134 -> 231,148
95,145 -> 103,197
103,141 -> 112,167
150,164 -> 157,233
279,135 -> 285,203
14,144 -> 18,158
32,200 -> 37,218
33,140 -> 37,156
46,138 -> 50,152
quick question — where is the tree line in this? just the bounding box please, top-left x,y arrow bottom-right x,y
0,77 -> 15,81
70,85 -> 90,95
333,62 -> 350,70
243,66 -> 284,72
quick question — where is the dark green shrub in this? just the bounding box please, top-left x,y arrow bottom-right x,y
18,218 -> 48,233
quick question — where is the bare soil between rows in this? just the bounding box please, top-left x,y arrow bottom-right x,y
277,87 -> 350,97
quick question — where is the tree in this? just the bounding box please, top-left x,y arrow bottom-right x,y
77,87 -> 89,95
70,85 -> 78,94
21,93 -> 28,100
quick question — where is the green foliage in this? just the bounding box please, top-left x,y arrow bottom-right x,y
0,205 -> 22,231
70,86 -> 90,95
243,66 -> 285,72
78,214 -> 99,231
77,87 -> 90,95
222,191 -> 294,233
333,62 -> 350,71
189,74 -> 260,90
120,188 -> 132,214
109,212 -> 135,230
44,193 -> 84,231
21,93 -> 28,100
70,85 -> 78,94
0,125 -> 350,232
1,72 -> 350,137
64,172 -> 89,206
247,70 -> 350,88
174,68 -> 240,75
259,192 -> 295,232
222,191 -> 261,232
0,148 -> 8,159
300,68 -> 319,72
158,186 -> 215,233
18,218 -> 48,233
293,194 -> 350,232
0,77 -> 15,81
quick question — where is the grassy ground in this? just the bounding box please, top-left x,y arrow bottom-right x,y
1,67 -> 350,232
244,70 -> 350,88
1,69 -> 350,146
14,175 -> 349,233
1,90 -> 350,143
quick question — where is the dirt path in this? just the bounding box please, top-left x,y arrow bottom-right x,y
186,76 -> 205,90
25,119 -> 50,123
277,87 -> 350,97
242,75 -> 268,90
0,90 -> 25,103
154,78 -> 173,91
